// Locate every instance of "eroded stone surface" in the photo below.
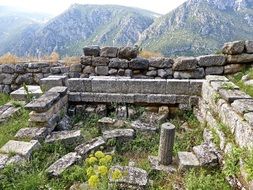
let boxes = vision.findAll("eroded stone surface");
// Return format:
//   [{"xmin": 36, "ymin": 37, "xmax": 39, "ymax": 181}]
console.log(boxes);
[
  {"xmin": 74, "ymin": 137, "xmax": 105, "ymax": 157},
  {"xmin": 231, "ymin": 99, "xmax": 253, "ymax": 114},
  {"xmin": 222, "ymin": 41, "xmax": 245, "ymax": 55},
  {"xmin": 109, "ymin": 165, "xmax": 148, "ymax": 187},
  {"xmin": 219, "ymin": 89, "xmax": 251, "ymax": 103},
  {"xmin": 46, "ymin": 152, "xmax": 81, "ymax": 177},
  {"xmin": 0, "ymin": 140, "xmax": 40, "ymax": 158},
  {"xmin": 193, "ymin": 143, "xmax": 218, "ymax": 166},
  {"xmin": 131, "ymin": 120, "xmax": 157, "ymax": 132},
  {"xmin": 15, "ymin": 127, "xmax": 48, "ymax": 141},
  {"xmin": 10, "ymin": 85, "xmax": 42, "ymax": 101},
  {"xmin": 45, "ymin": 130, "xmax": 83, "ymax": 146},
  {"xmin": 102, "ymin": 129, "xmax": 135, "ymax": 141},
  {"xmin": 173, "ymin": 57, "xmax": 198, "ymax": 71},
  {"xmin": 177, "ymin": 152, "xmax": 200, "ymax": 170}
]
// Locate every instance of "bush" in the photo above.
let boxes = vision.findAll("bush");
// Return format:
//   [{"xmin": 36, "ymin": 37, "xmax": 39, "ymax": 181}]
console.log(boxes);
[{"xmin": 63, "ymin": 56, "xmax": 80, "ymax": 66}]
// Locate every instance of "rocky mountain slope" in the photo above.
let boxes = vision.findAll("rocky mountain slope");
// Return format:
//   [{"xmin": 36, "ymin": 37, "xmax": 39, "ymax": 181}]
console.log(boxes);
[
  {"xmin": 3, "ymin": 4, "xmax": 157, "ymax": 56},
  {"xmin": 139, "ymin": 0, "xmax": 253, "ymax": 56}
]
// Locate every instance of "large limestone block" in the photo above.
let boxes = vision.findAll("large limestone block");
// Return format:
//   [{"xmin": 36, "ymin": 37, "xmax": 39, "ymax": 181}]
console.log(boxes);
[
  {"xmin": 177, "ymin": 152, "xmax": 200, "ymax": 170},
  {"xmin": 102, "ymin": 129, "xmax": 135, "ymax": 141},
  {"xmin": 67, "ymin": 78, "xmax": 92, "ymax": 92},
  {"xmin": 45, "ymin": 130, "xmax": 84, "ymax": 146},
  {"xmin": 234, "ymin": 120, "xmax": 253, "ymax": 148},
  {"xmin": 173, "ymin": 57, "xmax": 198, "ymax": 71},
  {"xmin": 149, "ymin": 57, "xmax": 173, "ymax": 68},
  {"xmin": 15, "ymin": 127, "xmax": 48, "ymax": 141},
  {"xmin": 10, "ymin": 85, "xmax": 42, "ymax": 101},
  {"xmin": 118, "ymin": 47, "xmax": 138, "ymax": 60},
  {"xmin": 0, "ymin": 140, "xmax": 40, "ymax": 158},
  {"xmin": 75, "ymin": 137, "xmax": 105, "ymax": 157},
  {"xmin": 173, "ymin": 68, "xmax": 205, "ymax": 79},
  {"xmin": 227, "ymin": 54, "xmax": 253, "ymax": 63},
  {"xmin": 205, "ymin": 66, "xmax": 224, "ymax": 75},
  {"xmin": 25, "ymin": 92, "xmax": 61, "ymax": 112},
  {"xmin": 83, "ymin": 46, "xmax": 100, "ymax": 57},
  {"xmin": 222, "ymin": 41, "xmax": 245, "ymax": 55},
  {"xmin": 193, "ymin": 143, "xmax": 218, "ymax": 166},
  {"xmin": 95, "ymin": 66, "xmax": 109, "ymax": 75},
  {"xmin": 128, "ymin": 58, "xmax": 149, "ymax": 70},
  {"xmin": 100, "ymin": 46, "xmax": 118, "ymax": 58},
  {"xmin": 198, "ymin": 54, "xmax": 226, "ymax": 66},
  {"xmin": 219, "ymin": 89, "xmax": 251, "ymax": 103},
  {"xmin": 245, "ymin": 40, "xmax": 253, "ymax": 53},
  {"xmin": 231, "ymin": 99, "xmax": 253, "ymax": 114}
]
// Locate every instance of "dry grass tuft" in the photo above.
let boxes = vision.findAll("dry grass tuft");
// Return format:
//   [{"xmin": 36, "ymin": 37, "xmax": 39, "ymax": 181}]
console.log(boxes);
[
  {"xmin": 0, "ymin": 53, "xmax": 18, "ymax": 64},
  {"xmin": 63, "ymin": 56, "xmax": 80, "ymax": 66},
  {"xmin": 139, "ymin": 50, "xmax": 162, "ymax": 59}
]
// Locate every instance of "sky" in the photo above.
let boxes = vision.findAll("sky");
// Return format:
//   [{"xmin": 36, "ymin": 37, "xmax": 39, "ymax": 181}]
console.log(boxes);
[{"xmin": 0, "ymin": 0, "xmax": 187, "ymax": 15}]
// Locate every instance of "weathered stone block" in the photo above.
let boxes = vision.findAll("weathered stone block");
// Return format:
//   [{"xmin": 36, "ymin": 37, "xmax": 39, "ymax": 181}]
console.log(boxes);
[
  {"xmin": 177, "ymin": 152, "xmax": 200, "ymax": 170},
  {"xmin": 109, "ymin": 166, "xmax": 148, "ymax": 188},
  {"xmin": 245, "ymin": 40, "xmax": 253, "ymax": 53},
  {"xmin": 95, "ymin": 66, "xmax": 109, "ymax": 75},
  {"xmin": 222, "ymin": 41, "xmax": 245, "ymax": 55},
  {"xmin": 231, "ymin": 99, "xmax": 253, "ymax": 114},
  {"xmin": 67, "ymin": 78, "xmax": 92, "ymax": 92},
  {"xmin": 47, "ymin": 86, "xmax": 68, "ymax": 97},
  {"xmin": 81, "ymin": 56, "xmax": 92, "ymax": 65},
  {"xmin": 0, "ymin": 140, "xmax": 40, "ymax": 158},
  {"xmin": 227, "ymin": 54, "xmax": 253, "ymax": 64},
  {"xmin": 206, "ymin": 75, "xmax": 229, "ymax": 82},
  {"xmin": 45, "ymin": 130, "xmax": 83, "ymax": 146},
  {"xmin": 15, "ymin": 73, "xmax": 34, "ymax": 85},
  {"xmin": 102, "ymin": 129, "xmax": 135, "ymax": 141},
  {"xmin": 25, "ymin": 92, "xmax": 60, "ymax": 112},
  {"xmin": 70, "ymin": 64, "xmax": 82, "ymax": 72},
  {"xmin": 15, "ymin": 127, "xmax": 48, "ymax": 141},
  {"xmin": 118, "ymin": 47, "xmax": 138, "ymax": 60},
  {"xmin": 0, "ymin": 73, "xmax": 14, "ymax": 85},
  {"xmin": 173, "ymin": 57, "xmax": 198, "ymax": 71},
  {"xmin": 40, "ymin": 76, "xmax": 66, "ymax": 91},
  {"xmin": 46, "ymin": 152, "xmax": 81, "ymax": 177},
  {"xmin": 234, "ymin": 120, "xmax": 253, "ymax": 148},
  {"xmin": 129, "ymin": 58, "xmax": 149, "ymax": 70},
  {"xmin": 149, "ymin": 57, "xmax": 173, "ymax": 68},
  {"xmin": 147, "ymin": 94, "xmax": 177, "ymax": 104},
  {"xmin": 1, "ymin": 64, "xmax": 15, "ymax": 73},
  {"xmin": 10, "ymin": 85, "xmax": 42, "ymax": 101},
  {"xmin": 198, "ymin": 54, "xmax": 226, "ymax": 66},
  {"xmin": 219, "ymin": 89, "xmax": 251, "ymax": 103},
  {"xmin": 193, "ymin": 143, "xmax": 218, "ymax": 166},
  {"xmin": 83, "ymin": 46, "xmax": 100, "ymax": 57},
  {"xmin": 173, "ymin": 68, "xmax": 205, "ymax": 79},
  {"xmin": 205, "ymin": 66, "xmax": 224, "ymax": 75},
  {"xmin": 100, "ymin": 46, "xmax": 118, "ymax": 58},
  {"xmin": 74, "ymin": 137, "xmax": 105, "ymax": 157}
]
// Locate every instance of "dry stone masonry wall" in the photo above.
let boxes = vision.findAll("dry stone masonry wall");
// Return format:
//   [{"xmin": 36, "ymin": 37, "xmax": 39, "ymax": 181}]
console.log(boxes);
[{"xmin": 0, "ymin": 40, "xmax": 253, "ymax": 94}]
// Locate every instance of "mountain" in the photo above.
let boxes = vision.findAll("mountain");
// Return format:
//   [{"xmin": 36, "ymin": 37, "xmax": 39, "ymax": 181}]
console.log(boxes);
[
  {"xmin": 0, "ymin": 6, "xmax": 51, "ymax": 56},
  {"xmin": 4, "ymin": 4, "xmax": 158, "ymax": 57},
  {"xmin": 139, "ymin": 0, "xmax": 253, "ymax": 56}
]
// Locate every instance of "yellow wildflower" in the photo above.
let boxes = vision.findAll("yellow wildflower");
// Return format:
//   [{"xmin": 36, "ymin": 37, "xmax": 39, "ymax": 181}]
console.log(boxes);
[
  {"xmin": 112, "ymin": 169, "xmax": 123, "ymax": 180},
  {"xmin": 88, "ymin": 157, "xmax": 98, "ymax": 165},
  {"xmin": 104, "ymin": 155, "xmax": 112, "ymax": 163},
  {"xmin": 98, "ymin": 165, "xmax": 108, "ymax": 176},
  {"xmin": 86, "ymin": 166, "xmax": 94, "ymax": 177},
  {"xmin": 95, "ymin": 151, "xmax": 105, "ymax": 159},
  {"xmin": 88, "ymin": 175, "xmax": 99, "ymax": 189}
]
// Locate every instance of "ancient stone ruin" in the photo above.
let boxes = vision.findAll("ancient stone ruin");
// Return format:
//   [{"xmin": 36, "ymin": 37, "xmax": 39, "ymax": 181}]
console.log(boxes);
[{"xmin": 0, "ymin": 40, "xmax": 253, "ymax": 189}]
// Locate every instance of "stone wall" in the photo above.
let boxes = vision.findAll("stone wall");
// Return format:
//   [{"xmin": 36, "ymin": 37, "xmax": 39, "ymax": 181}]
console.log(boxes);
[
  {"xmin": 0, "ymin": 40, "xmax": 252, "ymax": 94},
  {"xmin": 0, "ymin": 62, "xmax": 62, "ymax": 93}
]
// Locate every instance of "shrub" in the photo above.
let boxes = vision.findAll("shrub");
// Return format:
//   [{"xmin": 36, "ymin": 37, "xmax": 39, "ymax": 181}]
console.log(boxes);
[
  {"xmin": 50, "ymin": 51, "xmax": 60, "ymax": 63},
  {"xmin": 63, "ymin": 56, "xmax": 80, "ymax": 66}
]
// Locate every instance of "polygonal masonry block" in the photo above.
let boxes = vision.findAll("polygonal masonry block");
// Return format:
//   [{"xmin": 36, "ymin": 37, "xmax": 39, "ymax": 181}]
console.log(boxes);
[
  {"xmin": 222, "ymin": 40, "xmax": 245, "ymax": 55},
  {"xmin": 0, "ymin": 140, "xmax": 40, "ymax": 159},
  {"xmin": 173, "ymin": 57, "xmax": 198, "ymax": 71},
  {"xmin": 100, "ymin": 46, "xmax": 118, "ymax": 58}
]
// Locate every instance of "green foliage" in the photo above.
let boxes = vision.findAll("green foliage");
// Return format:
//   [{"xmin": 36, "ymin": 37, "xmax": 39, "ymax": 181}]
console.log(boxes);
[
  {"xmin": 213, "ymin": 93, "xmax": 221, "ymax": 103},
  {"xmin": 243, "ymin": 149, "xmax": 253, "ymax": 181},
  {"xmin": 210, "ymin": 127, "xmax": 220, "ymax": 147},
  {"xmin": 0, "ymin": 108, "xmax": 29, "ymax": 147},
  {"xmin": 185, "ymin": 168, "xmax": 230, "ymax": 190},
  {"xmin": 221, "ymin": 82, "xmax": 237, "ymax": 90},
  {"xmin": 0, "ymin": 93, "xmax": 11, "ymax": 106},
  {"xmin": 223, "ymin": 146, "xmax": 243, "ymax": 177}
]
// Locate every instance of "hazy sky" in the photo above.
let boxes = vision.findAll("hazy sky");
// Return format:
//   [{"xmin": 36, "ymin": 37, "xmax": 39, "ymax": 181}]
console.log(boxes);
[{"xmin": 0, "ymin": 0, "xmax": 187, "ymax": 15}]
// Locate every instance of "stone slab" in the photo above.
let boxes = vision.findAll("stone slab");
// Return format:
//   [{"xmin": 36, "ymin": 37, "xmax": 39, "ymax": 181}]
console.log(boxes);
[
  {"xmin": 231, "ymin": 99, "xmax": 253, "ymax": 114},
  {"xmin": 10, "ymin": 85, "xmax": 42, "ymax": 101},
  {"xmin": 15, "ymin": 127, "xmax": 48, "ymax": 141},
  {"xmin": 74, "ymin": 137, "xmax": 105, "ymax": 157},
  {"xmin": 46, "ymin": 152, "xmax": 81, "ymax": 177},
  {"xmin": 177, "ymin": 151, "xmax": 200, "ymax": 170},
  {"xmin": 219, "ymin": 89, "xmax": 252, "ymax": 103},
  {"xmin": 25, "ymin": 92, "xmax": 60, "ymax": 112},
  {"xmin": 45, "ymin": 130, "xmax": 83, "ymax": 146},
  {"xmin": 102, "ymin": 129, "xmax": 135, "ymax": 141},
  {"xmin": 197, "ymin": 54, "xmax": 226, "ymax": 66},
  {"xmin": 0, "ymin": 140, "xmax": 40, "ymax": 158},
  {"xmin": 67, "ymin": 78, "xmax": 92, "ymax": 92}
]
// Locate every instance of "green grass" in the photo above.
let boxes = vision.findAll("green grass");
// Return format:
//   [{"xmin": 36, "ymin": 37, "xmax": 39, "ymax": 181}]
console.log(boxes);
[
  {"xmin": 185, "ymin": 168, "xmax": 230, "ymax": 190},
  {"xmin": 0, "ymin": 93, "xmax": 11, "ymax": 106},
  {"xmin": 0, "ymin": 107, "xmax": 29, "ymax": 147}
]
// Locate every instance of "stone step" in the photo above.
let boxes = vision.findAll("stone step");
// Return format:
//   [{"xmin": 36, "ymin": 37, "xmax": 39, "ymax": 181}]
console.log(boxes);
[
  {"xmin": 0, "ymin": 140, "xmax": 40, "ymax": 159},
  {"xmin": 0, "ymin": 104, "xmax": 21, "ymax": 124},
  {"xmin": 40, "ymin": 75, "xmax": 67, "ymax": 91},
  {"xmin": 177, "ymin": 151, "xmax": 200, "ymax": 171}
]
